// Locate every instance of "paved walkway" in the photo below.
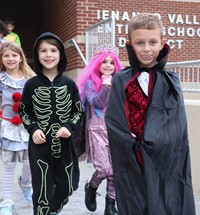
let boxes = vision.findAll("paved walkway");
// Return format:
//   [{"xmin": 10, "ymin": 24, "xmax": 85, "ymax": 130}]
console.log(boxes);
[{"xmin": 0, "ymin": 161, "xmax": 200, "ymax": 215}]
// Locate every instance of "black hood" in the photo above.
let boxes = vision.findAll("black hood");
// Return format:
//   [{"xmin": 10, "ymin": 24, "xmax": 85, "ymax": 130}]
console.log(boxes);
[
  {"xmin": 126, "ymin": 41, "xmax": 170, "ymax": 71},
  {"xmin": 33, "ymin": 32, "xmax": 67, "ymax": 76}
]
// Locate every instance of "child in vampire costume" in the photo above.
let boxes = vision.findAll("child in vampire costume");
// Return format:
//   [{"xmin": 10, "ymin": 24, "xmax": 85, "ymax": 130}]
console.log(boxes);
[{"xmin": 105, "ymin": 13, "xmax": 196, "ymax": 215}]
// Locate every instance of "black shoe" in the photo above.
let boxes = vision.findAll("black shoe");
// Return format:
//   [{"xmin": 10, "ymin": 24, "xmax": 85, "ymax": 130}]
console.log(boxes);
[
  {"xmin": 85, "ymin": 182, "xmax": 97, "ymax": 212},
  {"xmin": 104, "ymin": 197, "xmax": 118, "ymax": 215}
]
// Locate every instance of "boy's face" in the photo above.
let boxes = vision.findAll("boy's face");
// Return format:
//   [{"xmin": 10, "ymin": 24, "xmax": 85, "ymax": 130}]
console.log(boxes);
[
  {"xmin": 130, "ymin": 28, "xmax": 165, "ymax": 68},
  {"xmin": 6, "ymin": 24, "xmax": 15, "ymax": 33},
  {"xmin": 38, "ymin": 41, "xmax": 60, "ymax": 72}
]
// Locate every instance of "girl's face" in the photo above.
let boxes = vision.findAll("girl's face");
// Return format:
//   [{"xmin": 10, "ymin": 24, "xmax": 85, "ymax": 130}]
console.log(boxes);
[
  {"xmin": 38, "ymin": 41, "xmax": 60, "ymax": 72},
  {"xmin": 2, "ymin": 48, "xmax": 22, "ymax": 71},
  {"xmin": 130, "ymin": 28, "xmax": 165, "ymax": 68},
  {"xmin": 100, "ymin": 55, "xmax": 115, "ymax": 75}
]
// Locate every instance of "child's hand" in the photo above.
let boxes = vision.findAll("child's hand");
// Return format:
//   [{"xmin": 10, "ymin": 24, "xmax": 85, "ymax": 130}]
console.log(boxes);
[
  {"xmin": 32, "ymin": 129, "xmax": 46, "ymax": 144},
  {"xmin": 102, "ymin": 74, "xmax": 112, "ymax": 86},
  {"xmin": 56, "ymin": 127, "xmax": 71, "ymax": 139}
]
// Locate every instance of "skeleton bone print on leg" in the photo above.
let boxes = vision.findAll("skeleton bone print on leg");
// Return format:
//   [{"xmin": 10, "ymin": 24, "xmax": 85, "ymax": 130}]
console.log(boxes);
[
  {"xmin": 37, "ymin": 159, "xmax": 49, "ymax": 214},
  {"xmin": 36, "ymin": 160, "xmax": 74, "ymax": 214}
]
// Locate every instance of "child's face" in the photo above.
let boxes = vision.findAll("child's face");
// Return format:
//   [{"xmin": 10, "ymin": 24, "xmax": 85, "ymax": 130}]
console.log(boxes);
[
  {"xmin": 6, "ymin": 24, "xmax": 14, "ymax": 33},
  {"xmin": 130, "ymin": 28, "xmax": 165, "ymax": 68},
  {"xmin": 38, "ymin": 41, "xmax": 60, "ymax": 71},
  {"xmin": 2, "ymin": 49, "xmax": 22, "ymax": 71},
  {"xmin": 100, "ymin": 55, "xmax": 115, "ymax": 75}
]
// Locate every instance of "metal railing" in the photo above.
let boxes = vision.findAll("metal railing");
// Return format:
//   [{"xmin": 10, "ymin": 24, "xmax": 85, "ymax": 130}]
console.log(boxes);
[
  {"xmin": 165, "ymin": 60, "xmax": 200, "ymax": 92},
  {"xmin": 85, "ymin": 17, "xmax": 115, "ymax": 62},
  {"xmin": 70, "ymin": 39, "xmax": 87, "ymax": 66}
]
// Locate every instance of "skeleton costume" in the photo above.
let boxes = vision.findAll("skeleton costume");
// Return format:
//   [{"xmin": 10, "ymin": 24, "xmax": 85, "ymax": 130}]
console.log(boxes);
[
  {"xmin": 105, "ymin": 43, "xmax": 196, "ymax": 215},
  {"xmin": 19, "ymin": 32, "xmax": 83, "ymax": 215}
]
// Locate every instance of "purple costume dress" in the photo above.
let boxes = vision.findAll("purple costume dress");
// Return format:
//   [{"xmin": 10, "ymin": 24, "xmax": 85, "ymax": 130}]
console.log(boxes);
[{"xmin": 82, "ymin": 79, "xmax": 115, "ymax": 199}]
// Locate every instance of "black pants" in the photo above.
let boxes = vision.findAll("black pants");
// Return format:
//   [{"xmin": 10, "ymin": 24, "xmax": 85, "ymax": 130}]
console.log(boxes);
[{"xmin": 29, "ymin": 138, "xmax": 79, "ymax": 215}]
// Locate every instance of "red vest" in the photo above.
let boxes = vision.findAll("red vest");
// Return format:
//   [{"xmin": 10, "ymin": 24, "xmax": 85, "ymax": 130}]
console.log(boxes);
[{"xmin": 126, "ymin": 72, "xmax": 153, "ymax": 165}]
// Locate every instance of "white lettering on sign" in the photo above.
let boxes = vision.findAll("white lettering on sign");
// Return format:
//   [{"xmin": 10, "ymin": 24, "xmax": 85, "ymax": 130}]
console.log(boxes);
[
  {"xmin": 102, "ymin": 10, "xmax": 109, "ymax": 19},
  {"xmin": 122, "ymin": 11, "xmax": 130, "ymax": 21},
  {"xmin": 167, "ymin": 39, "xmax": 184, "ymax": 49},
  {"xmin": 167, "ymin": 27, "xmax": 200, "ymax": 38},
  {"xmin": 96, "ymin": 10, "xmax": 200, "ymax": 49},
  {"xmin": 168, "ymin": 14, "xmax": 200, "ymax": 25},
  {"xmin": 197, "ymin": 29, "xmax": 200, "ymax": 37},
  {"xmin": 116, "ymin": 24, "xmax": 123, "ymax": 34},
  {"xmin": 168, "ymin": 27, "xmax": 176, "ymax": 36},
  {"xmin": 111, "ymin": 11, "xmax": 120, "ymax": 21},
  {"xmin": 177, "ymin": 28, "xmax": 185, "ymax": 36},
  {"xmin": 119, "ymin": 38, "xmax": 126, "ymax": 47}
]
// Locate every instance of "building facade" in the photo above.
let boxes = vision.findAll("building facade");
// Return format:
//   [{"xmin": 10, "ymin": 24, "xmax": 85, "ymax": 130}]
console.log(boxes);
[
  {"xmin": 1, "ymin": 0, "xmax": 200, "ymax": 193},
  {"xmin": 1, "ymin": 0, "xmax": 200, "ymax": 77}
]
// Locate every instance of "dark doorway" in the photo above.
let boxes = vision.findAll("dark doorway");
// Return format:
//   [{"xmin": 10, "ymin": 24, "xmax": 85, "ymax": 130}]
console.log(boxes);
[{"xmin": 0, "ymin": 0, "xmax": 43, "ymax": 58}]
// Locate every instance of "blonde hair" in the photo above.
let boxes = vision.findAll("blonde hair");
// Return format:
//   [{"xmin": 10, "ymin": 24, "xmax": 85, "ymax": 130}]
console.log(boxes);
[
  {"xmin": 0, "ymin": 41, "xmax": 35, "ymax": 78},
  {"xmin": 128, "ymin": 13, "xmax": 164, "ymax": 43}
]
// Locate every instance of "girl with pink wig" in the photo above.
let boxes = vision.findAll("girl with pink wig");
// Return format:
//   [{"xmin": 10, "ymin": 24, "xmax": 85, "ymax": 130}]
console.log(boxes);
[{"xmin": 77, "ymin": 45, "xmax": 123, "ymax": 215}]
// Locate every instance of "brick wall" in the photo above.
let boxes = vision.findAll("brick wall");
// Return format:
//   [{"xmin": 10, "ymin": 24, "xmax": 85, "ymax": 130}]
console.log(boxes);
[
  {"xmin": 1, "ymin": 0, "xmax": 200, "ymax": 72},
  {"xmin": 76, "ymin": 0, "xmax": 200, "ymax": 63},
  {"xmin": 57, "ymin": 0, "xmax": 200, "ymax": 71}
]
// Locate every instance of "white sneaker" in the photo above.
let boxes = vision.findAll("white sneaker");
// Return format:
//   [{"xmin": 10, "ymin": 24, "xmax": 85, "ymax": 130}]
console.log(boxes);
[
  {"xmin": 0, "ymin": 198, "xmax": 14, "ymax": 215},
  {"xmin": 18, "ymin": 176, "xmax": 33, "ymax": 204}
]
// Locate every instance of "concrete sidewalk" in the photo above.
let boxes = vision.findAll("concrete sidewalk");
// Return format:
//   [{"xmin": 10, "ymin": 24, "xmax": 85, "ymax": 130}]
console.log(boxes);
[
  {"xmin": 1, "ymin": 161, "xmax": 107, "ymax": 215},
  {"xmin": 1, "ymin": 161, "xmax": 200, "ymax": 215}
]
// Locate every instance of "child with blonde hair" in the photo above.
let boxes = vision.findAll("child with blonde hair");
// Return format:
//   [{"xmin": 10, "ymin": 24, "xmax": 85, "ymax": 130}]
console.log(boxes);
[{"xmin": 0, "ymin": 41, "xmax": 35, "ymax": 215}]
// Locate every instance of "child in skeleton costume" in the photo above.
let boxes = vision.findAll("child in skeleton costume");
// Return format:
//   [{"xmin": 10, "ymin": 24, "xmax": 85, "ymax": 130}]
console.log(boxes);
[
  {"xmin": 0, "ymin": 41, "xmax": 35, "ymax": 215},
  {"xmin": 77, "ymin": 45, "xmax": 123, "ymax": 215},
  {"xmin": 105, "ymin": 13, "xmax": 196, "ymax": 215},
  {"xmin": 19, "ymin": 32, "xmax": 84, "ymax": 215}
]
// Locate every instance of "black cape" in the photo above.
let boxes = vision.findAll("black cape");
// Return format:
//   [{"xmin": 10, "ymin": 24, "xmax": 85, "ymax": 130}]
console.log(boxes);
[{"xmin": 105, "ymin": 43, "xmax": 196, "ymax": 215}]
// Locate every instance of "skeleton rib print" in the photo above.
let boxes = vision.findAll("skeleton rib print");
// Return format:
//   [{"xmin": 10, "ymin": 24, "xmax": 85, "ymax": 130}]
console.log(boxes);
[
  {"xmin": 33, "ymin": 86, "xmax": 71, "ymax": 131},
  {"xmin": 32, "ymin": 85, "xmax": 73, "ymax": 158}
]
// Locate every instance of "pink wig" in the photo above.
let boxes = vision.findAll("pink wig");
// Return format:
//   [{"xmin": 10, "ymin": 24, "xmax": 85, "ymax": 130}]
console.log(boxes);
[{"xmin": 77, "ymin": 51, "xmax": 123, "ymax": 97}]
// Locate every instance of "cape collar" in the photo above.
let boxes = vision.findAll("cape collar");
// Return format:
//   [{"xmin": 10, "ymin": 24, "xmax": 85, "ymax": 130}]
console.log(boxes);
[{"xmin": 126, "ymin": 41, "xmax": 170, "ymax": 71}]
